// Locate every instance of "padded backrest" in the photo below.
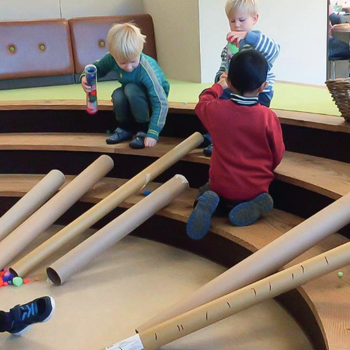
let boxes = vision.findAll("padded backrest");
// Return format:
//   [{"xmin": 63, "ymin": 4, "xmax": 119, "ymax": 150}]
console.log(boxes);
[
  {"xmin": 69, "ymin": 14, "xmax": 157, "ymax": 74},
  {"xmin": 0, "ymin": 19, "xmax": 74, "ymax": 80}
]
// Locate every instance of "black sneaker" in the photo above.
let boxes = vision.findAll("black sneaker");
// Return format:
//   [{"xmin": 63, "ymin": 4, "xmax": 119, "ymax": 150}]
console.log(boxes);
[
  {"xmin": 200, "ymin": 133, "xmax": 212, "ymax": 148},
  {"xmin": 229, "ymin": 193, "xmax": 274, "ymax": 227},
  {"xmin": 106, "ymin": 127, "xmax": 132, "ymax": 145},
  {"xmin": 187, "ymin": 191, "xmax": 219, "ymax": 240},
  {"xmin": 9, "ymin": 296, "xmax": 55, "ymax": 335},
  {"xmin": 129, "ymin": 131, "xmax": 146, "ymax": 149},
  {"xmin": 203, "ymin": 144, "xmax": 213, "ymax": 157}
]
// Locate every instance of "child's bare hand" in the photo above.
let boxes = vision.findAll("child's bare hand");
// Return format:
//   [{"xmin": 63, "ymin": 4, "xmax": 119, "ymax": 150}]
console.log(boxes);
[
  {"xmin": 227, "ymin": 31, "xmax": 247, "ymax": 44},
  {"xmin": 218, "ymin": 76, "xmax": 229, "ymax": 90},
  {"xmin": 220, "ymin": 72, "xmax": 228, "ymax": 80},
  {"xmin": 144, "ymin": 137, "xmax": 157, "ymax": 148},
  {"xmin": 81, "ymin": 76, "xmax": 91, "ymax": 93}
]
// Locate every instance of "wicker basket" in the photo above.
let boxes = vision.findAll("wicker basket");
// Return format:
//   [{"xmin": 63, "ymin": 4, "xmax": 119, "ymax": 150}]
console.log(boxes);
[{"xmin": 326, "ymin": 78, "xmax": 350, "ymax": 121}]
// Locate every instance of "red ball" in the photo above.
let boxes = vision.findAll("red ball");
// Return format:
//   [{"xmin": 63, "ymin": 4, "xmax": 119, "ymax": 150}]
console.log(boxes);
[{"xmin": 0, "ymin": 277, "xmax": 3, "ymax": 287}]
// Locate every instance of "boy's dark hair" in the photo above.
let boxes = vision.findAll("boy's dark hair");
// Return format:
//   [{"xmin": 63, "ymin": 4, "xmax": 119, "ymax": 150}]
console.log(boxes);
[{"xmin": 228, "ymin": 49, "xmax": 268, "ymax": 94}]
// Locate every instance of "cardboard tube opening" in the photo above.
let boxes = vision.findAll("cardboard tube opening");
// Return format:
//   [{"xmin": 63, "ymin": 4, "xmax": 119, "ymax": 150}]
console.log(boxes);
[
  {"xmin": 9, "ymin": 267, "xmax": 19, "ymax": 277},
  {"xmin": 46, "ymin": 267, "xmax": 62, "ymax": 285}
]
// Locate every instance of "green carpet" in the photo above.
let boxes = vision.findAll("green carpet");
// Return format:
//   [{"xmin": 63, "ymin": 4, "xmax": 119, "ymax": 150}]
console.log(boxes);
[{"xmin": 0, "ymin": 79, "xmax": 340, "ymax": 116}]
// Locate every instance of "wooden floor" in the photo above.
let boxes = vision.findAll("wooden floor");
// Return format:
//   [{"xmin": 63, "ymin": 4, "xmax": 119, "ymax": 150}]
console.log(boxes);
[
  {"xmin": 0, "ymin": 175, "xmax": 349, "ymax": 350},
  {"xmin": 0, "ymin": 227, "xmax": 314, "ymax": 350}
]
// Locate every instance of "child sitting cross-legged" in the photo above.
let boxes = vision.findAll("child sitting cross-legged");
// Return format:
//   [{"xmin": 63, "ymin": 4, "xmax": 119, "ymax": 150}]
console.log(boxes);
[
  {"xmin": 187, "ymin": 50, "xmax": 285, "ymax": 240},
  {"xmin": 81, "ymin": 23, "xmax": 170, "ymax": 149}
]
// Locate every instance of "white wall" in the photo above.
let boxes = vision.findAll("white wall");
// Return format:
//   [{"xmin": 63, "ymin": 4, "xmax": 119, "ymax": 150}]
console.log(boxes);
[
  {"xmin": 0, "ymin": 0, "xmax": 144, "ymax": 21},
  {"xmin": 60, "ymin": 0, "xmax": 144, "ymax": 19},
  {"xmin": 198, "ymin": 0, "xmax": 227, "ymax": 83},
  {"xmin": 143, "ymin": 0, "xmax": 201, "ymax": 82},
  {"xmin": 0, "ymin": 0, "xmax": 60, "ymax": 20},
  {"xmin": 255, "ymin": 0, "xmax": 328, "ymax": 85}
]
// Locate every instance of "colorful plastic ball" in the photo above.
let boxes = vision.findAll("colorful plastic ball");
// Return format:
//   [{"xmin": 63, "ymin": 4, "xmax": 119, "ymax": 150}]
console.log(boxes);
[
  {"xmin": 8, "ymin": 280, "xmax": 12, "ymax": 285},
  {"xmin": 23, "ymin": 278, "xmax": 30, "ymax": 284},
  {"xmin": 4, "ymin": 282, "xmax": 8, "ymax": 286},
  {"xmin": 143, "ymin": 190, "xmax": 151, "ymax": 196},
  {"xmin": 35, "ymin": 277, "xmax": 40, "ymax": 281},
  {"xmin": 338, "ymin": 271, "xmax": 344, "ymax": 278},
  {"xmin": 0, "ymin": 277, "xmax": 3, "ymax": 287},
  {"xmin": 12, "ymin": 277, "xmax": 23, "ymax": 287},
  {"xmin": 106, "ymin": 130, "xmax": 111, "ymax": 134}
]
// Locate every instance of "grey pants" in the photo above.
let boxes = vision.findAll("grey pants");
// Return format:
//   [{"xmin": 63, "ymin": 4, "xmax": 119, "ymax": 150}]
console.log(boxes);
[{"xmin": 111, "ymin": 83, "xmax": 151, "ymax": 132}]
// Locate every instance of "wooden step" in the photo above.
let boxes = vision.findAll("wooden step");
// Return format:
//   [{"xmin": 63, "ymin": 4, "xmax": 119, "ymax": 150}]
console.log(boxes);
[
  {"xmin": 1, "ymin": 99, "xmax": 349, "ymax": 134},
  {"xmin": 0, "ymin": 133, "xmax": 350, "ymax": 200},
  {"xmin": 0, "ymin": 174, "xmax": 349, "ymax": 350}
]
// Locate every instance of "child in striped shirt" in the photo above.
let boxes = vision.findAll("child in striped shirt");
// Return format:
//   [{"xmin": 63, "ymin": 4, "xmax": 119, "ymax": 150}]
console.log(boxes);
[{"xmin": 203, "ymin": 0, "xmax": 280, "ymax": 156}]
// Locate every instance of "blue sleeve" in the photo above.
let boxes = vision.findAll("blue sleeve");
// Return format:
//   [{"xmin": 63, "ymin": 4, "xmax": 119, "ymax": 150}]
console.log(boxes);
[{"xmin": 245, "ymin": 31, "xmax": 280, "ymax": 67}]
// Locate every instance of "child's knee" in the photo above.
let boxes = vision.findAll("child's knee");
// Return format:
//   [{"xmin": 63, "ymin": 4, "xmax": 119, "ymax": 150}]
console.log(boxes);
[
  {"xmin": 124, "ymin": 83, "xmax": 144, "ymax": 98},
  {"xmin": 111, "ymin": 88, "xmax": 126, "ymax": 105}
]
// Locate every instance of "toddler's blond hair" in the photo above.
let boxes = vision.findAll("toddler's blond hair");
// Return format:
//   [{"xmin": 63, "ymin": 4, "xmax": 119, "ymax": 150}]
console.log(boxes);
[
  {"xmin": 107, "ymin": 23, "xmax": 146, "ymax": 62},
  {"xmin": 225, "ymin": 0, "xmax": 258, "ymax": 17}
]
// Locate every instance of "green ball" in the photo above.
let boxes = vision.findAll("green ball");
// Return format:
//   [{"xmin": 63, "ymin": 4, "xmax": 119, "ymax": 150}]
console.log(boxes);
[
  {"xmin": 13, "ymin": 276, "xmax": 23, "ymax": 287},
  {"xmin": 99, "ymin": 41, "xmax": 105, "ymax": 47},
  {"xmin": 9, "ymin": 46, "xmax": 15, "ymax": 52},
  {"xmin": 39, "ymin": 45, "xmax": 45, "ymax": 51},
  {"xmin": 106, "ymin": 130, "xmax": 111, "ymax": 134},
  {"xmin": 338, "ymin": 271, "xmax": 344, "ymax": 278}
]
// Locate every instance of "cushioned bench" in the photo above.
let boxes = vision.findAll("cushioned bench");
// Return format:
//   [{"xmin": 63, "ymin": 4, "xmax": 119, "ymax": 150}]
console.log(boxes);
[{"xmin": 0, "ymin": 19, "xmax": 74, "ymax": 90}]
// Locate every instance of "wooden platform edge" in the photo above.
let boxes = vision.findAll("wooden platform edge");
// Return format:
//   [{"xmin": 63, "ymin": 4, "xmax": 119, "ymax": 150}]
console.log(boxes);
[{"xmin": 0, "ymin": 100, "xmax": 349, "ymax": 134}]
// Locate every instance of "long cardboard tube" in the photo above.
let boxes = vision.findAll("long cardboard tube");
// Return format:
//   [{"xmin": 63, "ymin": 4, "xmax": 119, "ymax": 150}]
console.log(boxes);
[
  {"xmin": 11, "ymin": 133, "xmax": 203, "ymax": 277},
  {"xmin": 47, "ymin": 174, "xmax": 189, "ymax": 285},
  {"xmin": 0, "ymin": 170, "xmax": 65, "ymax": 242},
  {"xmin": 105, "ymin": 240, "xmax": 350, "ymax": 350},
  {"xmin": 0, "ymin": 155, "xmax": 114, "ymax": 270},
  {"xmin": 137, "ymin": 190, "xmax": 350, "ymax": 332}
]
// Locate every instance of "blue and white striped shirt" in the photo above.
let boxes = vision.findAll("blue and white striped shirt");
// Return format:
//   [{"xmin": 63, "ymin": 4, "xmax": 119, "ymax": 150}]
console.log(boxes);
[{"xmin": 215, "ymin": 30, "xmax": 280, "ymax": 100}]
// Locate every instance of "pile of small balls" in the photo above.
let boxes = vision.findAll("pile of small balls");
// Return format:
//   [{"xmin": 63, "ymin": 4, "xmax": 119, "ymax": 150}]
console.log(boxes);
[{"xmin": 0, "ymin": 269, "xmax": 33, "ymax": 287}]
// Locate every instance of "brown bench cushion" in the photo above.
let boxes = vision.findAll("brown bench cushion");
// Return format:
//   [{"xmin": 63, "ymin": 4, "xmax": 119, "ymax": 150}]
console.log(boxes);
[
  {"xmin": 0, "ymin": 19, "xmax": 74, "ymax": 80},
  {"xmin": 69, "ymin": 14, "xmax": 157, "ymax": 76}
]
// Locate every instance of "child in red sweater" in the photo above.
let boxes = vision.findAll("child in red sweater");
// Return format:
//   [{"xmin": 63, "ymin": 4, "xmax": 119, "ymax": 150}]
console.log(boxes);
[{"xmin": 187, "ymin": 50, "xmax": 285, "ymax": 239}]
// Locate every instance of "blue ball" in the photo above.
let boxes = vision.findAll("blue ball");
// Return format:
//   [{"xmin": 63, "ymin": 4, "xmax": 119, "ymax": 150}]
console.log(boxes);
[{"xmin": 143, "ymin": 190, "xmax": 151, "ymax": 196}]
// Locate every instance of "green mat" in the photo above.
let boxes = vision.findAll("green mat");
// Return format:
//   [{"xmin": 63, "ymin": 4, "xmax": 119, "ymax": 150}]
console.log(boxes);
[{"xmin": 0, "ymin": 79, "xmax": 340, "ymax": 116}]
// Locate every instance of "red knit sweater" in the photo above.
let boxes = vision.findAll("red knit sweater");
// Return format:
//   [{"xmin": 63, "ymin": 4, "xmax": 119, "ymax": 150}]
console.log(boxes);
[{"xmin": 195, "ymin": 84, "xmax": 285, "ymax": 201}]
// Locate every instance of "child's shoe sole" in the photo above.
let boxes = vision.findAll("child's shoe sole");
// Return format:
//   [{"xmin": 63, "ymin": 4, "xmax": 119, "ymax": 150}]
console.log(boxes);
[
  {"xmin": 187, "ymin": 191, "xmax": 219, "ymax": 240},
  {"xmin": 229, "ymin": 193, "xmax": 273, "ymax": 227}
]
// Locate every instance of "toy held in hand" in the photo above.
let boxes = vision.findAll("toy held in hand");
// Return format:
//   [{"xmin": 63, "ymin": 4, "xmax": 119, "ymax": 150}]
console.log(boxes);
[
  {"xmin": 85, "ymin": 64, "xmax": 98, "ymax": 115},
  {"xmin": 226, "ymin": 39, "xmax": 239, "ymax": 70}
]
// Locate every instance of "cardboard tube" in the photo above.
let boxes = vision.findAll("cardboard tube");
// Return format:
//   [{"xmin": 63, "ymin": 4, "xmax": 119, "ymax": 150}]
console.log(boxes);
[
  {"xmin": 137, "ymin": 189, "xmax": 350, "ymax": 332},
  {"xmin": 0, "ymin": 155, "xmax": 114, "ymax": 270},
  {"xmin": 47, "ymin": 174, "xmax": 189, "ymax": 285},
  {"xmin": 11, "ymin": 132, "xmax": 203, "ymax": 277},
  {"xmin": 0, "ymin": 170, "xmax": 65, "ymax": 242},
  {"xmin": 105, "ymin": 241, "xmax": 350, "ymax": 350}
]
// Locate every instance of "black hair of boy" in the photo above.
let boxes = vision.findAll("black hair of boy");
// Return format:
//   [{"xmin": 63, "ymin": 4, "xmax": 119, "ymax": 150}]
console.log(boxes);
[{"xmin": 228, "ymin": 49, "xmax": 268, "ymax": 95}]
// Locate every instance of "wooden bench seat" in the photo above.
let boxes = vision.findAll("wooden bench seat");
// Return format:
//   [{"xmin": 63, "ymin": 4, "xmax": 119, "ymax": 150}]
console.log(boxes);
[
  {"xmin": 0, "ymin": 174, "xmax": 349, "ymax": 350},
  {"xmin": 1, "ymin": 133, "xmax": 350, "ymax": 200}
]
